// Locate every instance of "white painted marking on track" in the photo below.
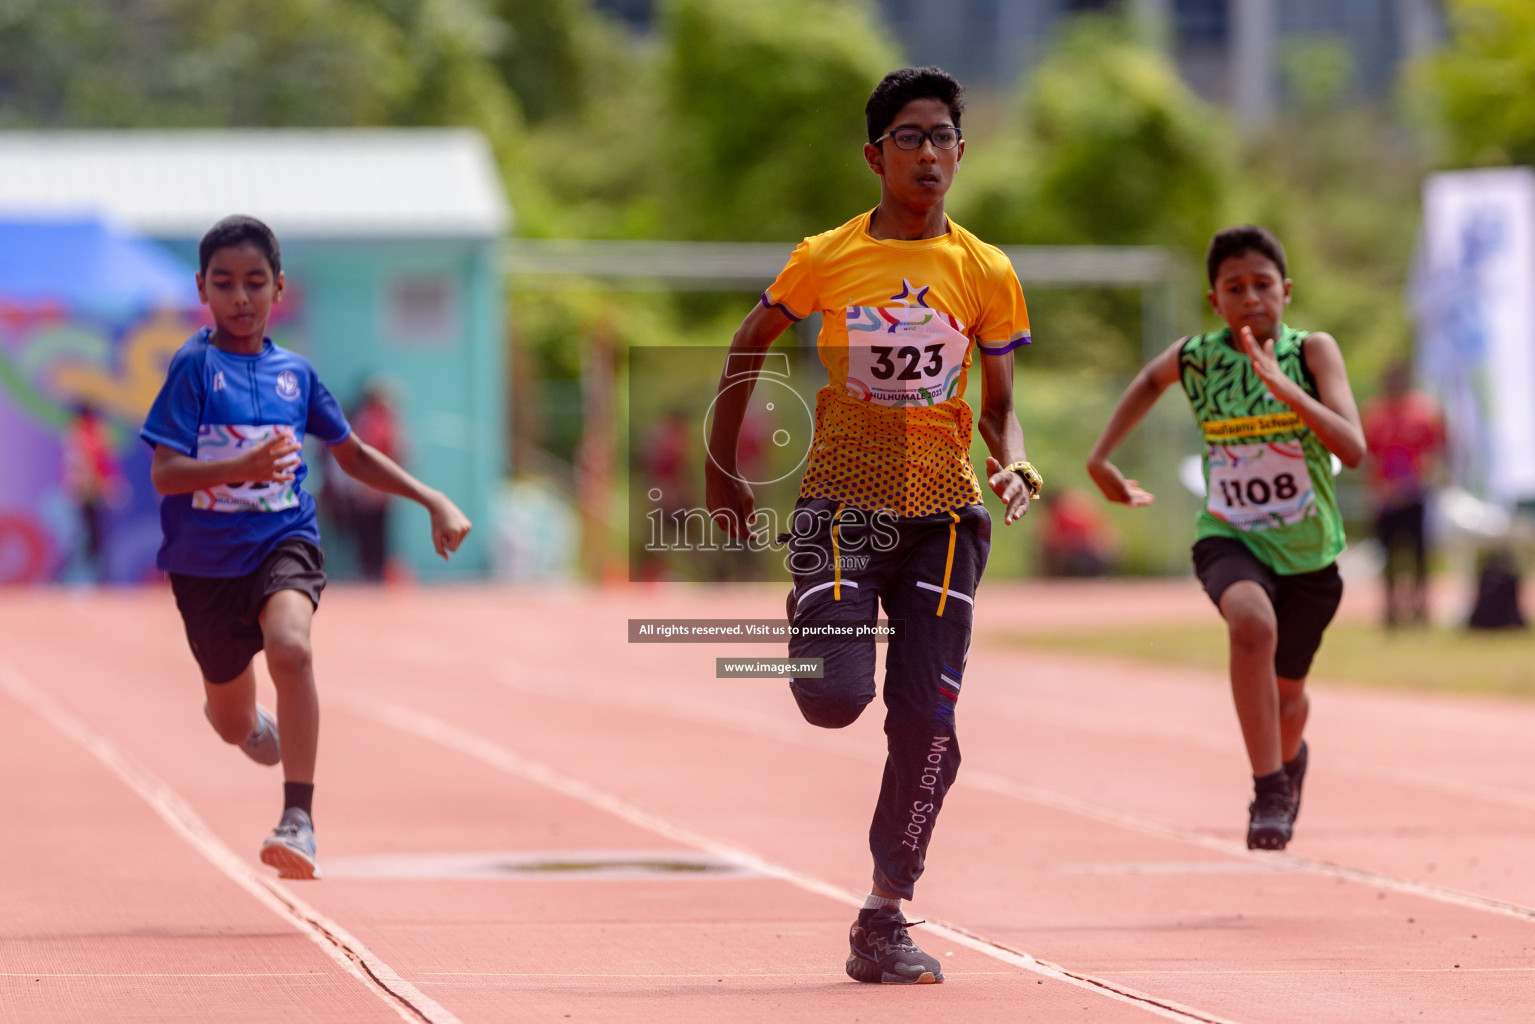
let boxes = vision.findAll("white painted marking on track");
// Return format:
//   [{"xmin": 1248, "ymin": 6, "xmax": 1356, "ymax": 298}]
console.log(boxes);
[
  {"xmin": 0, "ymin": 665, "xmax": 463, "ymax": 1024},
  {"xmin": 0, "ymin": 972, "xmax": 326, "ymax": 978},
  {"xmin": 1372, "ymin": 764, "xmax": 1535, "ymax": 815},
  {"xmin": 961, "ymin": 768, "xmax": 1535, "ymax": 925},
  {"xmin": 483, "ymin": 660, "xmax": 1535, "ymax": 928},
  {"xmin": 420, "ymin": 976, "xmax": 1019, "ymax": 982},
  {"xmin": 1101, "ymin": 967, "xmax": 1535, "ymax": 976},
  {"xmin": 989, "ymin": 649, "xmax": 1535, "ymax": 817},
  {"xmin": 330, "ymin": 687, "xmax": 1247, "ymax": 1024},
  {"xmin": 1056, "ymin": 861, "xmax": 1292, "ymax": 875}
]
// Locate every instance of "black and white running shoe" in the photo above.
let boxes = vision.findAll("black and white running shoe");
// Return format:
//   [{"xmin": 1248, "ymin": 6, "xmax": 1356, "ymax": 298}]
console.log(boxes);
[{"xmin": 846, "ymin": 907, "xmax": 944, "ymax": 984}]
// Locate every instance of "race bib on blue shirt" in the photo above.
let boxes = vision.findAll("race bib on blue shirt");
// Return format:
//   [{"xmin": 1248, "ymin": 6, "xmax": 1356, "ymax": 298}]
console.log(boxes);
[{"xmin": 192, "ymin": 424, "xmax": 301, "ymax": 513}]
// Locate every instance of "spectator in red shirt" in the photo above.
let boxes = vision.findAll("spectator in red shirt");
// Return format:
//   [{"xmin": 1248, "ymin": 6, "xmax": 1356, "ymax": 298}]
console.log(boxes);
[
  {"xmin": 62, "ymin": 403, "xmax": 124, "ymax": 581},
  {"xmin": 345, "ymin": 383, "xmax": 406, "ymax": 581},
  {"xmin": 1361, "ymin": 363, "xmax": 1445, "ymax": 626},
  {"xmin": 1038, "ymin": 487, "xmax": 1119, "ymax": 578}
]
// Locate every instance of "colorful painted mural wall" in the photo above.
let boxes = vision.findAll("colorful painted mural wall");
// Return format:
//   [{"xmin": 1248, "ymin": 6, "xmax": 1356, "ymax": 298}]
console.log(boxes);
[
  {"xmin": 0, "ymin": 304, "xmax": 205, "ymax": 582},
  {"xmin": 0, "ymin": 217, "xmax": 223, "ymax": 584}
]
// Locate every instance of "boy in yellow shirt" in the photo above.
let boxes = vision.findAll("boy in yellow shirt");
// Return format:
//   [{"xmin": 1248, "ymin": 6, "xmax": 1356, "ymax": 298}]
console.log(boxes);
[{"xmin": 706, "ymin": 66, "xmax": 1038, "ymax": 984}]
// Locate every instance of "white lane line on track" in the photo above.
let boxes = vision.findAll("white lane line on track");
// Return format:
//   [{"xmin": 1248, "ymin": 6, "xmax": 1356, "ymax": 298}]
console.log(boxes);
[
  {"xmin": 419, "ymin": 971, "xmax": 1018, "ymax": 978},
  {"xmin": 0, "ymin": 666, "xmax": 463, "ymax": 1024},
  {"xmin": 0, "ymin": 972, "xmax": 327, "ymax": 978},
  {"xmin": 1100, "ymin": 967, "xmax": 1535, "ymax": 976},
  {"xmin": 759, "ymin": 653, "xmax": 1535, "ymax": 820},
  {"xmin": 484, "ymin": 664, "xmax": 1535, "ymax": 927},
  {"xmin": 1370, "ymin": 765, "xmax": 1535, "ymax": 816},
  {"xmin": 979, "ymin": 648, "xmax": 1535, "ymax": 817},
  {"xmin": 964, "ymin": 770, "xmax": 1535, "ymax": 925},
  {"xmin": 331, "ymin": 687, "xmax": 1246, "ymax": 1024}
]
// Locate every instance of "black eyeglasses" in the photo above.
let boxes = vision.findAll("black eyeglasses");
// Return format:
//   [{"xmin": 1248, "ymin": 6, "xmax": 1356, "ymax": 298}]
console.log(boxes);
[{"xmin": 874, "ymin": 126, "xmax": 962, "ymax": 151}]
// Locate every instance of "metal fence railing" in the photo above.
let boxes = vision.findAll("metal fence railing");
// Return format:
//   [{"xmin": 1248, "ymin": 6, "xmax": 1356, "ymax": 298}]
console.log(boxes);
[{"xmin": 504, "ymin": 238, "xmax": 1190, "ymax": 359}]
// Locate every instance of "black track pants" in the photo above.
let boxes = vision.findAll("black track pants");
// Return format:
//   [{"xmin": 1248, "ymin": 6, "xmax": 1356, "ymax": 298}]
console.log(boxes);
[{"xmin": 784, "ymin": 498, "xmax": 991, "ymax": 899}]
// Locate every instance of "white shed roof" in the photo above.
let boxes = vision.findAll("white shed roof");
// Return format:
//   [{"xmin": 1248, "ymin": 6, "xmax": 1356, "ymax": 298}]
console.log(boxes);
[{"xmin": 0, "ymin": 129, "xmax": 510, "ymax": 239}]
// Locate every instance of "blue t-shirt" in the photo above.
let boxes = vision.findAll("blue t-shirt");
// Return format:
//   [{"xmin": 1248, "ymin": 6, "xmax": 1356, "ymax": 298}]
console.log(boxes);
[{"xmin": 140, "ymin": 329, "xmax": 352, "ymax": 577}]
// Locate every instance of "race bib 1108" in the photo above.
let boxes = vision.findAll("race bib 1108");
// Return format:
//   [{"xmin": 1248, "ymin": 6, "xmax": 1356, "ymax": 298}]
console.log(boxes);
[
  {"xmin": 192, "ymin": 424, "xmax": 301, "ymax": 513},
  {"xmin": 1206, "ymin": 441, "xmax": 1316, "ymax": 531}
]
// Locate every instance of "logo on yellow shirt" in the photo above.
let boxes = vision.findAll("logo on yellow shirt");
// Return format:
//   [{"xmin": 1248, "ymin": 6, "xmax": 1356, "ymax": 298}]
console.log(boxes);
[{"xmin": 891, "ymin": 279, "xmax": 930, "ymax": 308}]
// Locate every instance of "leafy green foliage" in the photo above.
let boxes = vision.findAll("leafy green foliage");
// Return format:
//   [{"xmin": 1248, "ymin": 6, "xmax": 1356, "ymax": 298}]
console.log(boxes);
[
  {"xmin": 490, "ymin": 0, "xmax": 587, "ymax": 124},
  {"xmin": 0, "ymin": 0, "xmax": 410, "ymax": 127},
  {"xmin": 1234, "ymin": 37, "xmax": 1424, "ymax": 392},
  {"xmin": 952, "ymin": 16, "xmax": 1233, "ymax": 373},
  {"xmin": 957, "ymin": 16, "xmax": 1230, "ymax": 256},
  {"xmin": 659, "ymin": 0, "xmax": 898, "ymax": 241},
  {"xmin": 511, "ymin": 14, "xmax": 665, "ymax": 239},
  {"xmin": 0, "ymin": 0, "xmax": 521, "ymax": 132},
  {"xmin": 1422, "ymin": 0, "xmax": 1535, "ymax": 167}
]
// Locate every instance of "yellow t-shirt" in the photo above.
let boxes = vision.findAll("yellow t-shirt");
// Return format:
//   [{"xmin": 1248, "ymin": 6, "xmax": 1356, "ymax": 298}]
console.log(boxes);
[{"xmin": 764, "ymin": 210, "xmax": 1031, "ymax": 517}]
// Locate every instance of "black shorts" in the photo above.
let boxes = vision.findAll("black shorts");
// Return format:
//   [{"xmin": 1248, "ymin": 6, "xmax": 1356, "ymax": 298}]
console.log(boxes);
[
  {"xmin": 169, "ymin": 538, "xmax": 326, "ymax": 684},
  {"xmin": 1192, "ymin": 536, "xmax": 1343, "ymax": 680}
]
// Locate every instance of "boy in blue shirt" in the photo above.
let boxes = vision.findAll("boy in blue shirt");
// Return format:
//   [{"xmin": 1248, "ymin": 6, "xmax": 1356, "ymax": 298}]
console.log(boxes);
[{"xmin": 142, "ymin": 215, "xmax": 472, "ymax": 879}]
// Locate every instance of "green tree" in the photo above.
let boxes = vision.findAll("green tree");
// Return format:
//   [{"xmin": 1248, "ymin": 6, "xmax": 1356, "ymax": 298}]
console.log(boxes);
[
  {"xmin": 1420, "ymin": 0, "xmax": 1535, "ymax": 166},
  {"xmin": 0, "ymin": 0, "xmax": 520, "ymax": 140},
  {"xmin": 490, "ymin": 0, "xmax": 587, "ymax": 124},
  {"xmin": 660, "ymin": 0, "xmax": 899, "ymax": 242},
  {"xmin": 958, "ymin": 15, "xmax": 1230, "ymax": 256},
  {"xmin": 951, "ymin": 16, "xmax": 1235, "ymax": 373},
  {"xmin": 510, "ymin": 6, "xmax": 666, "ymax": 239},
  {"xmin": 0, "ymin": 0, "xmax": 402, "ymax": 126},
  {"xmin": 362, "ymin": 0, "xmax": 520, "ymax": 135},
  {"xmin": 1234, "ymin": 37, "xmax": 1424, "ymax": 392}
]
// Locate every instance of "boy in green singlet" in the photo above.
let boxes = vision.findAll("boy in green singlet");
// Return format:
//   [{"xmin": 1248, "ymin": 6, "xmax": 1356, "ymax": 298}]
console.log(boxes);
[{"xmin": 1086, "ymin": 225, "xmax": 1365, "ymax": 850}]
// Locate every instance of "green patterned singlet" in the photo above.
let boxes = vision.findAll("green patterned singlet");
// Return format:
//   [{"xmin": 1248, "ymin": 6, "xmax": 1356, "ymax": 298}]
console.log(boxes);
[{"xmin": 1178, "ymin": 325, "xmax": 1345, "ymax": 575}]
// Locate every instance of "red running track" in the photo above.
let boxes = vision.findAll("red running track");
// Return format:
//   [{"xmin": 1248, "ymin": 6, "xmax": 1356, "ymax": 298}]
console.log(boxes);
[{"xmin": 2, "ymin": 580, "xmax": 1533, "ymax": 1023}]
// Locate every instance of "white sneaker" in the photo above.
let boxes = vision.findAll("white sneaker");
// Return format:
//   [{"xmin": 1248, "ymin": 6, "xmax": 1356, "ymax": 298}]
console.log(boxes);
[{"xmin": 260, "ymin": 807, "xmax": 320, "ymax": 880}]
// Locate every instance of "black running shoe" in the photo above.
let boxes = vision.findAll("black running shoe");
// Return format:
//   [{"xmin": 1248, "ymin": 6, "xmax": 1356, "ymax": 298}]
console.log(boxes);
[
  {"xmin": 1284, "ymin": 740, "xmax": 1309, "ymax": 827},
  {"xmin": 1247, "ymin": 785, "xmax": 1296, "ymax": 851},
  {"xmin": 846, "ymin": 907, "xmax": 944, "ymax": 984}
]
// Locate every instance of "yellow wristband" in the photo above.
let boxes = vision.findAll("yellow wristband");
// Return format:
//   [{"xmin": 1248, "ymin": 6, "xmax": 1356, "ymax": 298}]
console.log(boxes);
[{"xmin": 1003, "ymin": 460, "xmax": 1043, "ymax": 500}]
